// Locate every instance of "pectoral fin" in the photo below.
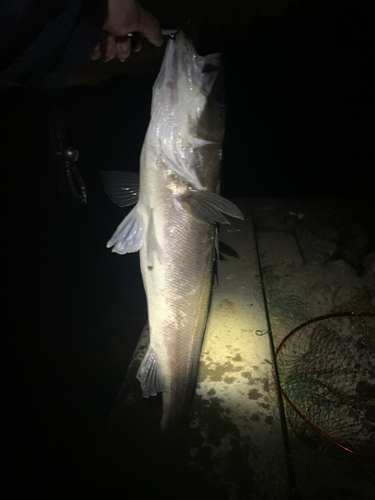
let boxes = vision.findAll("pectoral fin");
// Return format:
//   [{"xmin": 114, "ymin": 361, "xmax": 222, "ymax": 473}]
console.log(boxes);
[
  {"xmin": 100, "ymin": 170, "xmax": 139, "ymax": 207},
  {"xmin": 177, "ymin": 190, "xmax": 244, "ymax": 225},
  {"xmin": 136, "ymin": 346, "xmax": 165, "ymax": 397},
  {"xmin": 106, "ymin": 204, "xmax": 144, "ymax": 254}
]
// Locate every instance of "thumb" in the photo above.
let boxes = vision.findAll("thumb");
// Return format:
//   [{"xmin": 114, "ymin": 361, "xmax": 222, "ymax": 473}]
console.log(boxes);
[{"xmin": 137, "ymin": 8, "xmax": 163, "ymax": 47}]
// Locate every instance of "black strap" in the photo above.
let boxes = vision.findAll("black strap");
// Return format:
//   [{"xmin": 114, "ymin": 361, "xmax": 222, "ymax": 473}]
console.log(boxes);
[{"xmin": 48, "ymin": 93, "xmax": 87, "ymax": 213}]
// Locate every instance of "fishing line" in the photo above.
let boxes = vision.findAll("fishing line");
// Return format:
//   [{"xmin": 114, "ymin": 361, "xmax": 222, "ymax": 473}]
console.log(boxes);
[{"xmin": 250, "ymin": 208, "xmax": 300, "ymax": 500}]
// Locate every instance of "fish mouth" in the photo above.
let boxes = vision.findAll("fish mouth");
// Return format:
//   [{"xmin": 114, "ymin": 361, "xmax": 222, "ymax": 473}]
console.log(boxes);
[
  {"xmin": 160, "ymin": 32, "xmax": 220, "ymax": 105},
  {"xmin": 160, "ymin": 28, "xmax": 179, "ymax": 37}
]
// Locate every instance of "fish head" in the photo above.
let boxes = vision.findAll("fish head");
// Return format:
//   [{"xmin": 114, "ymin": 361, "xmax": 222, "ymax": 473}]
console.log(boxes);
[{"xmin": 150, "ymin": 31, "xmax": 225, "ymax": 191}]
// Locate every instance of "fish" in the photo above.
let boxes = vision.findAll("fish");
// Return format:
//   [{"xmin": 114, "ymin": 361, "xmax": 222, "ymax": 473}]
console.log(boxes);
[{"xmin": 102, "ymin": 31, "xmax": 243, "ymax": 430}]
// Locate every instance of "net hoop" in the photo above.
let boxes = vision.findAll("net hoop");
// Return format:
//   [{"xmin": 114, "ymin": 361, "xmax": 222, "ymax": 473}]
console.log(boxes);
[{"xmin": 274, "ymin": 311, "xmax": 375, "ymax": 459}]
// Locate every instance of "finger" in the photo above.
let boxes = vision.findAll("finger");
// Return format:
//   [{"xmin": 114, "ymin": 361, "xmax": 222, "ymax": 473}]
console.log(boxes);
[
  {"xmin": 101, "ymin": 33, "xmax": 117, "ymax": 62},
  {"xmin": 137, "ymin": 8, "xmax": 163, "ymax": 47},
  {"xmin": 91, "ymin": 43, "xmax": 101, "ymax": 60},
  {"xmin": 116, "ymin": 36, "xmax": 132, "ymax": 62},
  {"xmin": 133, "ymin": 40, "xmax": 142, "ymax": 53}
]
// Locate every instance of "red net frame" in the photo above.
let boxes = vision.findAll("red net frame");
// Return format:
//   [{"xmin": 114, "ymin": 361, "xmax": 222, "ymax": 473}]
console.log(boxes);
[{"xmin": 273, "ymin": 312, "xmax": 375, "ymax": 459}]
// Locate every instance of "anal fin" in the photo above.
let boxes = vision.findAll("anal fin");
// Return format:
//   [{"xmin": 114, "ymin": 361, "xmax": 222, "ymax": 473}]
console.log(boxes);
[{"xmin": 106, "ymin": 204, "xmax": 144, "ymax": 254}]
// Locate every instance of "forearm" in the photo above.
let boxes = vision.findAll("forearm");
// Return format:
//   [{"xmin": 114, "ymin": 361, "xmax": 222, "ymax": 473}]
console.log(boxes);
[
  {"xmin": 0, "ymin": 0, "xmax": 162, "ymax": 90},
  {"xmin": 0, "ymin": 0, "xmax": 108, "ymax": 88}
]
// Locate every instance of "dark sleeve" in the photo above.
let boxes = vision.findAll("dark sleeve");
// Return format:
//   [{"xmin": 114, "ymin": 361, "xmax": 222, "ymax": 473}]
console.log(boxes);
[{"xmin": 0, "ymin": 0, "xmax": 108, "ymax": 91}]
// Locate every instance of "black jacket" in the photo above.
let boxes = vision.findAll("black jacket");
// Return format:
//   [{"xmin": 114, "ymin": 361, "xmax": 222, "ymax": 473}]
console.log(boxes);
[{"xmin": 0, "ymin": 0, "xmax": 107, "ymax": 92}]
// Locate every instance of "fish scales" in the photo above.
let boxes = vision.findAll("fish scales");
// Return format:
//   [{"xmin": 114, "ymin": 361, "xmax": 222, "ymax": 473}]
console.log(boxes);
[
  {"xmin": 103, "ymin": 32, "xmax": 243, "ymax": 430},
  {"xmin": 138, "ymin": 137, "xmax": 216, "ymax": 428}
]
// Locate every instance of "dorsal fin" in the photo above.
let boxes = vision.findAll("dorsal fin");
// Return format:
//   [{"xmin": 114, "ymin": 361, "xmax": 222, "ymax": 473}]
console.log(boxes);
[{"xmin": 100, "ymin": 170, "xmax": 139, "ymax": 207}]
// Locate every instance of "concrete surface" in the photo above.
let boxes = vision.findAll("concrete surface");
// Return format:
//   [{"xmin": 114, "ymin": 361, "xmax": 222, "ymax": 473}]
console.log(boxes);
[{"xmin": 99, "ymin": 196, "xmax": 375, "ymax": 500}]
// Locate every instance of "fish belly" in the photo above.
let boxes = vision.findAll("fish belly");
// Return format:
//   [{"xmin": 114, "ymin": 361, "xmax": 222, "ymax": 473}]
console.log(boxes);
[{"xmin": 139, "ymin": 165, "xmax": 215, "ymax": 428}]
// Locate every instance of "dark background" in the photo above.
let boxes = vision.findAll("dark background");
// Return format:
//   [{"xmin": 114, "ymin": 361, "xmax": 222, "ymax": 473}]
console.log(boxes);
[{"xmin": 1, "ymin": 0, "xmax": 374, "ymax": 498}]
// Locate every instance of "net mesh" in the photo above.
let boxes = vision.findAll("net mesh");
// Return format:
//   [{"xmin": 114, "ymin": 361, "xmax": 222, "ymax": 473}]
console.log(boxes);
[{"xmin": 275, "ymin": 313, "xmax": 375, "ymax": 459}]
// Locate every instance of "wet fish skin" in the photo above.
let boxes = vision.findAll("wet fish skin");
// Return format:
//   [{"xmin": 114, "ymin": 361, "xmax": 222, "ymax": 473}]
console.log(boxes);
[{"xmin": 104, "ymin": 32, "xmax": 243, "ymax": 430}]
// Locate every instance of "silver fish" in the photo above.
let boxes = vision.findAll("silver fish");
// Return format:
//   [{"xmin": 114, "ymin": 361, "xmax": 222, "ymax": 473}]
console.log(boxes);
[{"xmin": 102, "ymin": 32, "xmax": 243, "ymax": 430}]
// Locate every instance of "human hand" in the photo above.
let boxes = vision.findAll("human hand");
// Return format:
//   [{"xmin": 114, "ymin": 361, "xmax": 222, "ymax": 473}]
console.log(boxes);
[{"xmin": 91, "ymin": 0, "xmax": 163, "ymax": 63}]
